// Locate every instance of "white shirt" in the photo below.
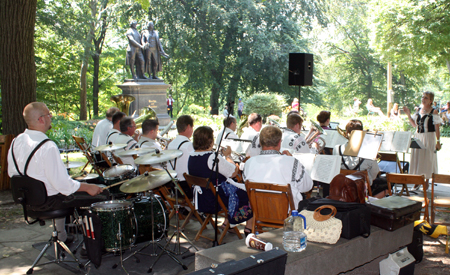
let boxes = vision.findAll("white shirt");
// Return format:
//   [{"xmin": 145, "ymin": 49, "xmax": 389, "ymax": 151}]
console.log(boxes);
[
  {"xmin": 8, "ymin": 129, "xmax": 80, "ymax": 196},
  {"xmin": 238, "ymin": 126, "xmax": 259, "ymax": 154},
  {"xmin": 246, "ymin": 133, "xmax": 261, "ymax": 157},
  {"xmin": 333, "ymin": 143, "xmax": 380, "ymax": 185},
  {"xmin": 215, "ymin": 127, "xmax": 239, "ymax": 152},
  {"xmin": 167, "ymin": 135, "xmax": 194, "ymax": 181},
  {"xmin": 281, "ymin": 129, "xmax": 310, "ymax": 153},
  {"xmin": 138, "ymin": 136, "xmax": 162, "ymax": 151},
  {"xmin": 105, "ymin": 129, "xmax": 121, "ymax": 145},
  {"xmin": 92, "ymin": 118, "xmax": 112, "ymax": 147},
  {"xmin": 243, "ymin": 150, "xmax": 313, "ymax": 206},
  {"xmin": 114, "ymin": 133, "xmax": 138, "ymax": 167}
]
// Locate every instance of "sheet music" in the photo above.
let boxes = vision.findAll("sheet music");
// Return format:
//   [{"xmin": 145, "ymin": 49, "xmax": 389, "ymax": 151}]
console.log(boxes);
[
  {"xmin": 357, "ymin": 133, "xmax": 383, "ymax": 160},
  {"xmin": 379, "ymin": 131, "xmax": 394, "ymax": 151},
  {"xmin": 293, "ymin": 153, "xmax": 340, "ymax": 183},
  {"xmin": 322, "ymin": 130, "xmax": 348, "ymax": 148},
  {"xmin": 391, "ymin": 131, "xmax": 412, "ymax": 152}
]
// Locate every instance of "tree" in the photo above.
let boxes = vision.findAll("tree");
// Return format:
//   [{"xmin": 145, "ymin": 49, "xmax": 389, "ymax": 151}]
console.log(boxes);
[{"xmin": 0, "ymin": 0, "xmax": 37, "ymax": 135}]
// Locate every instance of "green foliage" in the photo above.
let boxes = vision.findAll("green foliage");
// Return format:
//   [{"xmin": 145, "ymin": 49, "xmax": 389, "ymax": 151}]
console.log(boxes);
[
  {"xmin": 180, "ymin": 104, "xmax": 209, "ymax": 116},
  {"xmin": 46, "ymin": 116, "xmax": 95, "ymax": 149},
  {"xmin": 243, "ymin": 93, "xmax": 286, "ymax": 120}
]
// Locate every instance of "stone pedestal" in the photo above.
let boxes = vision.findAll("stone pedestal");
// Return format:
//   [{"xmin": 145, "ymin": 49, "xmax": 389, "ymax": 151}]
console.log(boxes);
[{"xmin": 117, "ymin": 79, "xmax": 171, "ymax": 126}]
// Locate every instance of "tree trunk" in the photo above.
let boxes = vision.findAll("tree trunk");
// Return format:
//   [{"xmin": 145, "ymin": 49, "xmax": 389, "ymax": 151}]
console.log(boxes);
[
  {"xmin": 92, "ymin": 53, "xmax": 100, "ymax": 116},
  {"xmin": 80, "ymin": 61, "xmax": 88, "ymax": 120},
  {"xmin": 0, "ymin": 0, "xmax": 37, "ymax": 135}
]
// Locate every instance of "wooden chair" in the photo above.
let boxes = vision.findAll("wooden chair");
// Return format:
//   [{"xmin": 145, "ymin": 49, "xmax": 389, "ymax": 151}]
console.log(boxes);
[
  {"xmin": 386, "ymin": 173, "xmax": 429, "ymax": 223},
  {"xmin": 245, "ymin": 181, "xmax": 295, "ymax": 234},
  {"xmin": 431, "ymin": 173, "xmax": 450, "ymax": 225},
  {"xmin": 340, "ymin": 169, "xmax": 372, "ymax": 197},
  {"xmin": 0, "ymin": 134, "xmax": 14, "ymax": 190},
  {"xmin": 72, "ymin": 135, "xmax": 108, "ymax": 176},
  {"xmin": 184, "ymin": 173, "xmax": 243, "ymax": 245}
]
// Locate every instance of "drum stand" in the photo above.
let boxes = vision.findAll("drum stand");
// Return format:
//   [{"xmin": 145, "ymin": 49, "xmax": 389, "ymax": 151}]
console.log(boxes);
[{"xmin": 146, "ymin": 165, "xmax": 198, "ymax": 273}]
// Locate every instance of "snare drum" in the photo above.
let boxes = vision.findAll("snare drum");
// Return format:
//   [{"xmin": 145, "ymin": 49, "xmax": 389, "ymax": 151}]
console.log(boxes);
[
  {"xmin": 131, "ymin": 195, "xmax": 169, "ymax": 243},
  {"xmin": 91, "ymin": 200, "xmax": 135, "ymax": 252},
  {"xmin": 103, "ymin": 165, "xmax": 136, "ymax": 195}
]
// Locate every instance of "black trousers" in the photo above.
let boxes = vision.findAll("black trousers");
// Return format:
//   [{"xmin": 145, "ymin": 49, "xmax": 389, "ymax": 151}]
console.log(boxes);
[{"xmin": 30, "ymin": 190, "xmax": 110, "ymax": 212}]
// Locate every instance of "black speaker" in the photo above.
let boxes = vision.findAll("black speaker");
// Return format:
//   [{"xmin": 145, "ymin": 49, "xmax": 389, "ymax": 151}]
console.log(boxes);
[{"xmin": 289, "ymin": 53, "xmax": 314, "ymax": 86}]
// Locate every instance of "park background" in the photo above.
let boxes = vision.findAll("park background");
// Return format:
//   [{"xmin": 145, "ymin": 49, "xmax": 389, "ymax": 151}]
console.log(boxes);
[{"xmin": 1, "ymin": 0, "xmax": 450, "ymax": 148}]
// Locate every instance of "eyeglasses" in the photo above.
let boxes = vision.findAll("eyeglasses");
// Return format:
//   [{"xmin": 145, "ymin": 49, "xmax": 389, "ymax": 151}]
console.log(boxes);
[{"xmin": 39, "ymin": 113, "xmax": 53, "ymax": 120}]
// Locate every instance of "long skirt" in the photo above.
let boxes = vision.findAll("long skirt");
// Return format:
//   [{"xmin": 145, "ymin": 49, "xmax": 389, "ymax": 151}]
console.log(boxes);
[{"xmin": 410, "ymin": 132, "xmax": 438, "ymax": 179}]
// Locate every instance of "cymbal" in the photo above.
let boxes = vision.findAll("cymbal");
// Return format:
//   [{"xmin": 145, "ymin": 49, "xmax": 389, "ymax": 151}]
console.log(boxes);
[
  {"xmin": 95, "ymin": 143, "xmax": 127, "ymax": 152},
  {"xmin": 72, "ymin": 173, "xmax": 99, "ymax": 181},
  {"xmin": 63, "ymin": 161, "xmax": 85, "ymax": 169},
  {"xmin": 120, "ymin": 169, "xmax": 177, "ymax": 193},
  {"xmin": 115, "ymin": 147, "xmax": 156, "ymax": 157},
  {"xmin": 134, "ymin": 150, "xmax": 183, "ymax": 165}
]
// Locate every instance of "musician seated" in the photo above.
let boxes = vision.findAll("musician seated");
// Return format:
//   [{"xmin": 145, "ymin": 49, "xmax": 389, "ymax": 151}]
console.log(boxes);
[
  {"xmin": 105, "ymin": 111, "xmax": 126, "ymax": 145},
  {"xmin": 243, "ymin": 126, "xmax": 314, "ymax": 209},
  {"xmin": 215, "ymin": 116, "xmax": 239, "ymax": 152},
  {"xmin": 317, "ymin": 111, "xmax": 331, "ymax": 130},
  {"xmin": 138, "ymin": 119, "xmax": 162, "ymax": 150},
  {"xmin": 333, "ymin": 119, "xmax": 388, "ymax": 198},
  {"xmin": 281, "ymin": 113, "xmax": 317, "ymax": 154},
  {"xmin": 188, "ymin": 126, "xmax": 253, "ymax": 234},
  {"xmin": 114, "ymin": 117, "xmax": 139, "ymax": 167},
  {"xmin": 241, "ymin": 113, "xmax": 263, "ymax": 157}
]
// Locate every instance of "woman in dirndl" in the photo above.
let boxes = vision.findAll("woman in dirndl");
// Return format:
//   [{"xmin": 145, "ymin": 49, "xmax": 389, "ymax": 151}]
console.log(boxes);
[
  {"xmin": 403, "ymin": 91, "xmax": 442, "ymax": 189},
  {"xmin": 188, "ymin": 126, "xmax": 253, "ymax": 236}
]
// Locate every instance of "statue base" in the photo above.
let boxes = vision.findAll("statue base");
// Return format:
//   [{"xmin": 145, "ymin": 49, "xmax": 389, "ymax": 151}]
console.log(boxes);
[{"xmin": 117, "ymin": 79, "xmax": 171, "ymax": 126}]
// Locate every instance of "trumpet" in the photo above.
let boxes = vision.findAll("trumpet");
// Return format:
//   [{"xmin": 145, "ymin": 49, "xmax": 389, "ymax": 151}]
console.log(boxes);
[{"xmin": 305, "ymin": 120, "xmax": 326, "ymax": 153}]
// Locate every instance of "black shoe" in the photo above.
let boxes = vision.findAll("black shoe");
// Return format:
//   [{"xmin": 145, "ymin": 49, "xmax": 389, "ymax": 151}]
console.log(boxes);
[{"xmin": 63, "ymin": 235, "xmax": 74, "ymax": 245}]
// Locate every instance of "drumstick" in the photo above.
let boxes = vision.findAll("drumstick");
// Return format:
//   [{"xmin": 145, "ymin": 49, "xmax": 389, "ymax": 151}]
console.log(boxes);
[
  {"xmin": 101, "ymin": 179, "xmax": 128, "ymax": 191},
  {"xmin": 89, "ymin": 217, "xmax": 95, "ymax": 240}
]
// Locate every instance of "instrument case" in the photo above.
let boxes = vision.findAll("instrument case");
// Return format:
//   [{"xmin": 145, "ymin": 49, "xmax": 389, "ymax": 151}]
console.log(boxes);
[
  {"xmin": 306, "ymin": 198, "xmax": 371, "ymax": 240},
  {"xmin": 368, "ymin": 196, "xmax": 422, "ymax": 231}
]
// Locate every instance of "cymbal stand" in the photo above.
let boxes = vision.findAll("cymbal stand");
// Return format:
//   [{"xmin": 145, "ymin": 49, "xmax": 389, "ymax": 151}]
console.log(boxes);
[
  {"xmin": 146, "ymin": 164, "xmax": 197, "ymax": 273},
  {"xmin": 117, "ymin": 223, "xmax": 129, "ymax": 275}
]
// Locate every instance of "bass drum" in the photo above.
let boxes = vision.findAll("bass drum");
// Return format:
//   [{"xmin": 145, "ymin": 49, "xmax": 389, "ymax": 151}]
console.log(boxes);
[
  {"xmin": 131, "ymin": 195, "xmax": 169, "ymax": 244},
  {"xmin": 91, "ymin": 200, "xmax": 135, "ymax": 252}
]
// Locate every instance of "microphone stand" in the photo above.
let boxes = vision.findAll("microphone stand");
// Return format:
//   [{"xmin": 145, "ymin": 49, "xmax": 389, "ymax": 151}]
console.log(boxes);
[{"xmin": 208, "ymin": 101, "xmax": 234, "ymax": 247}]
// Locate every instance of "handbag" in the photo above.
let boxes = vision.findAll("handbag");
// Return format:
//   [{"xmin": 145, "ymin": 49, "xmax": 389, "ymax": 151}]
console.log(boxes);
[
  {"xmin": 327, "ymin": 172, "xmax": 366, "ymax": 204},
  {"xmin": 300, "ymin": 205, "xmax": 342, "ymax": 244},
  {"xmin": 306, "ymin": 198, "xmax": 370, "ymax": 240}
]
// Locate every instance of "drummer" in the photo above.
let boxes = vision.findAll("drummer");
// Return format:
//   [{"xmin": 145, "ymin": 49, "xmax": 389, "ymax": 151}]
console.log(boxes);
[
  {"xmin": 138, "ymin": 119, "xmax": 162, "ymax": 150},
  {"xmin": 114, "ymin": 117, "xmax": 139, "ymax": 167}
]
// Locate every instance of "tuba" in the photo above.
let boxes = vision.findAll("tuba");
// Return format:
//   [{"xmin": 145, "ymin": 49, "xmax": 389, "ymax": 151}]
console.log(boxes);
[
  {"xmin": 110, "ymin": 94, "xmax": 135, "ymax": 115},
  {"xmin": 305, "ymin": 120, "xmax": 326, "ymax": 153},
  {"xmin": 134, "ymin": 107, "xmax": 157, "ymax": 128}
]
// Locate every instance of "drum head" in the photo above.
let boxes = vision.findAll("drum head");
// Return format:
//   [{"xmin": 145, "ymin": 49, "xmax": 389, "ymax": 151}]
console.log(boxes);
[
  {"xmin": 103, "ymin": 164, "xmax": 134, "ymax": 179},
  {"xmin": 91, "ymin": 200, "xmax": 132, "ymax": 211}
]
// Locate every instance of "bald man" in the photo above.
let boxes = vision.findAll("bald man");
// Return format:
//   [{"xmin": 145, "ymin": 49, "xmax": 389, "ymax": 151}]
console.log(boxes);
[{"xmin": 8, "ymin": 102, "xmax": 108, "ymax": 243}]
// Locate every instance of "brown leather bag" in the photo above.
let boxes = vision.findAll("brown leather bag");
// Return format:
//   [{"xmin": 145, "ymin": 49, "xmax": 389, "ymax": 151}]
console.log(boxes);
[{"xmin": 327, "ymin": 172, "xmax": 366, "ymax": 204}]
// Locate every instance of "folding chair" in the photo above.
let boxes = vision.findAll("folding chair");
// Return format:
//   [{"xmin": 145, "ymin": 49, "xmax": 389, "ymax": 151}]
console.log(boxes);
[
  {"xmin": 245, "ymin": 181, "xmax": 295, "ymax": 234},
  {"xmin": 386, "ymin": 173, "xmax": 429, "ymax": 223},
  {"xmin": 431, "ymin": 173, "xmax": 450, "ymax": 226},
  {"xmin": 184, "ymin": 173, "xmax": 243, "ymax": 245},
  {"xmin": 340, "ymin": 169, "xmax": 372, "ymax": 196},
  {"xmin": 72, "ymin": 135, "xmax": 108, "ymax": 176}
]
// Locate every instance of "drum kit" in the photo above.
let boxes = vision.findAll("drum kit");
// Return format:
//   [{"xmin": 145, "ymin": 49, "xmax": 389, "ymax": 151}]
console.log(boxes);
[{"xmin": 79, "ymin": 144, "xmax": 195, "ymax": 273}]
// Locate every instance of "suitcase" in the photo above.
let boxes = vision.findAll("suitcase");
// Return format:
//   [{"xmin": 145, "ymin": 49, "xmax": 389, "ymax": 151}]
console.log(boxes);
[
  {"xmin": 306, "ymin": 198, "xmax": 371, "ymax": 240},
  {"xmin": 368, "ymin": 196, "xmax": 422, "ymax": 231}
]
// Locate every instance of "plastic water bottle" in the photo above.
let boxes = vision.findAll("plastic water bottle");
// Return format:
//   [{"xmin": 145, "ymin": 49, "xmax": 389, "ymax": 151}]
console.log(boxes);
[{"xmin": 283, "ymin": 210, "xmax": 307, "ymax": 252}]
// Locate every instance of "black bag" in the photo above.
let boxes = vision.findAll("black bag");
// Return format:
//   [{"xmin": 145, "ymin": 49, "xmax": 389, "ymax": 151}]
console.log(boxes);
[
  {"xmin": 407, "ymin": 228, "xmax": 423, "ymax": 263},
  {"xmin": 306, "ymin": 198, "xmax": 371, "ymax": 240}
]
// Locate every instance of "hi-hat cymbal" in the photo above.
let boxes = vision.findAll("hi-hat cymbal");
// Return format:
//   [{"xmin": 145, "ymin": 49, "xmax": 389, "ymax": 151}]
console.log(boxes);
[
  {"xmin": 120, "ymin": 170, "xmax": 177, "ymax": 193},
  {"xmin": 134, "ymin": 150, "xmax": 183, "ymax": 165},
  {"xmin": 63, "ymin": 161, "xmax": 85, "ymax": 169},
  {"xmin": 95, "ymin": 143, "xmax": 127, "ymax": 152},
  {"xmin": 115, "ymin": 147, "xmax": 156, "ymax": 157}
]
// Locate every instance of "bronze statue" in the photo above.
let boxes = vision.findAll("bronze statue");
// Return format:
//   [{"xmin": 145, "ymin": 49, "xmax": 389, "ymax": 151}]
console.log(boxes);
[
  {"xmin": 141, "ymin": 21, "xmax": 169, "ymax": 79},
  {"xmin": 126, "ymin": 20, "xmax": 146, "ymax": 80}
]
